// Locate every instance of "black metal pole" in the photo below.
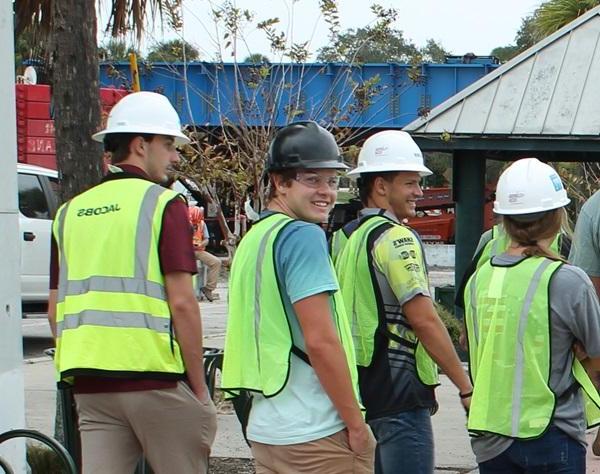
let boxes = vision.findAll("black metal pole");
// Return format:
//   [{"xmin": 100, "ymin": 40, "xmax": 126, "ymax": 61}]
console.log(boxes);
[{"xmin": 453, "ymin": 150, "xmax": 486, "ymax": 307}]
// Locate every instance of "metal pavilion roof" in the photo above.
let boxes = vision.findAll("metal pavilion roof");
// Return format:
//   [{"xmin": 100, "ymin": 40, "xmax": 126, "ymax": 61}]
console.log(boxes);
[{"xmin": 404, "ymin": 6, "xmax": 600, "ymax": 146}]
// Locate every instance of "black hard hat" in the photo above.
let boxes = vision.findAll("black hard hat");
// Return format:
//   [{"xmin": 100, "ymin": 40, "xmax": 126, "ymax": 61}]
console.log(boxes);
[{"xmin": 265, "ymin": 121, "xmax": 349, "ymax": 172}]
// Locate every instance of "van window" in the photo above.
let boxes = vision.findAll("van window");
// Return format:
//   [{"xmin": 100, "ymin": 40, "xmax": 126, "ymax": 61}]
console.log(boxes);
[{"xmin": 18, "ymin": 173, "xmax": 51, "ymax": 219}]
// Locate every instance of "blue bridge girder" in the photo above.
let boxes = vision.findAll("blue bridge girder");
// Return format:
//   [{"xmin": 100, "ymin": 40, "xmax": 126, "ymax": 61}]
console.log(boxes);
[{"xmin": 99, "ymin": 58, "xmax": 498, "ymax": 130}]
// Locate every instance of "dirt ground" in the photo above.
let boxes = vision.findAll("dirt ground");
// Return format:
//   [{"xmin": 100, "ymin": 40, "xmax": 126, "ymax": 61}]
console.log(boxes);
[{"xmin": 210, "ymin": 457, "xmax": 255, "ymax": 473}]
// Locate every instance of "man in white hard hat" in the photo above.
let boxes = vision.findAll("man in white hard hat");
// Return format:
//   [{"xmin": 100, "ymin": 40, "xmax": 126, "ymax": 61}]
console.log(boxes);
[
  {"xmin": 333, "ymin": 130, "xmax": 472, "ymax": 474},
  {"xmin": 48, "ymin": 91, "xmax": 216, "ymax": 473}
]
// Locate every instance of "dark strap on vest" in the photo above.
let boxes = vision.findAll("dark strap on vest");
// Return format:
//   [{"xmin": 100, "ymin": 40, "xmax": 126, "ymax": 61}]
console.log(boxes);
[
  {"xmin": 377, "ymin": 325, "xmax": 417, "ymax": 350},
  {"xmin": 291, "ymin": 345, "xmax": 311, "ymax": 365}
]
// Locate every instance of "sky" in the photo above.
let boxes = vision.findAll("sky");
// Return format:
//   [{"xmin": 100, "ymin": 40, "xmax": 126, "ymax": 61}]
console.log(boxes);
[{"xmin": 98, "ymin": 0, "xmax": 542, "ymax": 60}]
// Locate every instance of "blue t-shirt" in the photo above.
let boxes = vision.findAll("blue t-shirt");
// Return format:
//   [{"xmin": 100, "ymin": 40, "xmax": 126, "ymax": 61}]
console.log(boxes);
[{"xmin": 247, "ymin": 216, "xmax": 346, "ymax": 444}]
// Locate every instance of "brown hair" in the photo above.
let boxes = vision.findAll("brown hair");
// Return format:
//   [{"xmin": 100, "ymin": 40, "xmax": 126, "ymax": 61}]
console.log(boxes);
[
  {"xmin": 267, "ymin": 169, "xmax": 297, "ymax": 200},
  {"xmin": 103, "ymin": 133, "xmax": 155, "ymax": 164},
  {"xmin": 502, "ymin": 207, "xmax": 568, "ymax": 262},
  {"xmin": 357, "ymin": 172, "xmax": 399, "ymax": 205}
]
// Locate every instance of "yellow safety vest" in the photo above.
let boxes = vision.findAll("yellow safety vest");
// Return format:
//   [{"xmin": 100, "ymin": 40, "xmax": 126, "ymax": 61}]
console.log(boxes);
[
  {"xmin": 330, "ymin": 227, "xmax": 350, "ymax": 267},
  {"xmin": 465, "ymin": 257, "xmax": 600, "ymax": 438},
  {"xmin": 221, "ymin": 213, "xmax": 360, "ymax": 399},
  {"xmin": 334, "ymin": 214, "xmax": 439, "ymax": 386},
  {"xmin": 53, "ymin": 177, "xmax": 186, "ymax": 382}
]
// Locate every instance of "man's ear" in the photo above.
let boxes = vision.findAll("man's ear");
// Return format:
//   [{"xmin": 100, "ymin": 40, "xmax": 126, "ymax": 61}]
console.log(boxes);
[
  {"xmin": 271, "ymin": 174, "xmax": 289, "ymax": 196},
  {"xmin": 130, "ymin": 136, "xmax": 146, "ymax": 156},
  {"xmin": 374, "ymin": 176, "xmax": 388, "ymax": 197}
]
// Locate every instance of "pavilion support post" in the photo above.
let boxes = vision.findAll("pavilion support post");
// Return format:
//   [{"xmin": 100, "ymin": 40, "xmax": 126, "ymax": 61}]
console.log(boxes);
[{"xmin": 453, "ymin": 150, "xmax": 486, "ymax": 309}]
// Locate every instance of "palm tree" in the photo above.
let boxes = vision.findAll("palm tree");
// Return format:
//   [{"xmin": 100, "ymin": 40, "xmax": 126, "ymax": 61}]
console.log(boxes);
[
  {"xmin": 535, "ymin": 0, "xmax": 600, "ymax": 38},
  {"xmin": 15, "ymin": 0, "xmax": 172, "ymax": 202}
]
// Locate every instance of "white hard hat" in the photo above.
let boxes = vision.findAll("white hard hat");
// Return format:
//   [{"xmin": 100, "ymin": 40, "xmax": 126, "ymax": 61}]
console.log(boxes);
[
  {"xmin": 92, "ymin": 91, "xmax": 190, "ymax": 146},
  {"xmin": 347, "ymin": 130, "xmax": 432, "ymax": 177},
  {"xmin": 494, "ymin": 158, "xmax": 570, "ymax": 216}
]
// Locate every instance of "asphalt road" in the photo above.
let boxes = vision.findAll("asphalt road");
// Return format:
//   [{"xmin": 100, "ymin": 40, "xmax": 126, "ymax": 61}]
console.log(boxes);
[{"xmin": 21, "ymin": 314, "xmax": 54, "ymax": 360}]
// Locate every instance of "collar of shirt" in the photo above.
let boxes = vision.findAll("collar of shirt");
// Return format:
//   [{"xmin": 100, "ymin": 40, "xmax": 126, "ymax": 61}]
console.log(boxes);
[
  {"xmin": 359, "ymin": 208, "xmax": 400, "ymax": 224},
  {"xmin": 102, "ymin": 164, "xmax": 154, "ymax": 183},
  {"xmin": 113, "ymin": 164, "xmax": 152, "ymax": 180}
]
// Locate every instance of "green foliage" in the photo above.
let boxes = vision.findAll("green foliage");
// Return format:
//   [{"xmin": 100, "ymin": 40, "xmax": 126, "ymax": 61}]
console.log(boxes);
[
  {"xmin": 515, "ymin": 14, "xmax": 539, "ymax": 50},
  {"xmin": 316, "ymin": 27, "xmax": 448, "ymax": 64},
  {"xmin": 491, "ymin": 0, "xmax": 600, "ymax": 62},
  {"xmin": 243, "ymin": 53, "xmax": 270, "ymax": 64},
  {"xmin": 424, "ymin": 152, "xmax": 452, "ymax": 187},
  {"xmin": 27, "ymin": 443, "xmax": 63, "ymax": 474},
  {"xmin": 490, "ymin": 45, "xmax": 519, "ymax": 63},
  {"xmin": 256, "ymin": 18, "xmax": 287, "ymax": 55},
  {"xmin": 320, "ymin": 0, "xmax": 341, "ymax": 41},
  {"xmin": 535, "ymin": 0, "xmax": 599, "ymax": 38},
  {"xmin": 14, "ymin": 29, "xmax": 47, "ymax": 75},
  {"xmin": 214, "ymin": 1, "xmax": 254, "ymax": 54},
  {"xmin": 98, "ymin": 39, "xmax": 142, "ymax": 61},
  {"xmin": 435, "ymin": 302, "xmax": 461, "ymax": 346},
  {"xmin": 556, "ymin": 162, "xmax": 600, "ymax": 217},
  {"xmin": 489, "ymin": 14, "xmax": 537, "ymax": 63},
  {"xmin": 147, "ymin": 39, "xmax": 200, "ymax": 62},
  {"xmin": 317, "ymin": 3, "xmax": 448, "ymax": 64},
  {"xmin": 420, "ymin": 39, "xmax": 451, "ymax": 63}
]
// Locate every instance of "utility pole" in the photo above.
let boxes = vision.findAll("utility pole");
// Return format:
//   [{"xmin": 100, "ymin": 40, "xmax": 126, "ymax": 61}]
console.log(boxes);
[{"xmin": 0, "ymin": 1, "xmax": 27, "ymax": 471}]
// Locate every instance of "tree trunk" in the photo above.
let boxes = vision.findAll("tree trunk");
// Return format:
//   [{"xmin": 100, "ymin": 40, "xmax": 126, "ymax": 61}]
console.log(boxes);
[
  {"xmin": 51, "ymin": 0, "xmax": 103, "ymax": 204},
  {"xmin": 50, "ymin": 0, "xmax": 103, "ymax": 451}
]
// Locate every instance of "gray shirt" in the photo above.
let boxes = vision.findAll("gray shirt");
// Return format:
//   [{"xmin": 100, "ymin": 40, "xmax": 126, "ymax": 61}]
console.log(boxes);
[
  {"xmin": 471, "ymin": 253, "xmax": 600, "ymax": 463},
  {"xmin": 570, "ymin": 189, "xmax": 600, "ymax": 276}
]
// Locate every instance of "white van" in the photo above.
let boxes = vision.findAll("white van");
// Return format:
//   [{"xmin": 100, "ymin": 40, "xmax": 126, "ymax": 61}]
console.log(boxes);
[{"xmin": 17, "ymin": 163, "xmax": 59, "ymax": 311}]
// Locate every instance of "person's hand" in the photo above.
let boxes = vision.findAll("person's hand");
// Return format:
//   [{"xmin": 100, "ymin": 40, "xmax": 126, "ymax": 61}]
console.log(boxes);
[
  {"xmin": 347, "ymin": 423, "xmax": 371, "ymax": 455},
  {"xmin": 193, "ymin": 384, "xmax": 211, "ymax": 404},
  {"xmin": 460, "ymin": 393, "xmax": 471, "ymax": 415},
  {"xmin": 573, "ymin": 340, "xmax": 588, "ymax": 361}
]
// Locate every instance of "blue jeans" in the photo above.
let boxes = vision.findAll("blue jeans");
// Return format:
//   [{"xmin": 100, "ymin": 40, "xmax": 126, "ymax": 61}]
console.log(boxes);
[
  {"xmin": 368, "ymin": 408, "xmax": 434, "ymax": 474},
  {"xmin": 479, "ymin": 427, "xmax": 586, "ymax": 474}
]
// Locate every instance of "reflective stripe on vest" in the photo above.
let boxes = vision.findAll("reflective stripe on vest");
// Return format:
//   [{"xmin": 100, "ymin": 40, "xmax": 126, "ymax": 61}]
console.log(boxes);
[
  {"xmin": 334, "ymin": 215, "xmax": 438, "ymax": 386},
  {"xmin": 53, "ymin": 178, "xmax": 185, "ymax": 380},
  {"xmin": 222, "ymin": 213, "xmax": 360, "ymax": 400},
  {"xmin": 465, "ymin": 256, "xmax": 600, "ymax": 437}
]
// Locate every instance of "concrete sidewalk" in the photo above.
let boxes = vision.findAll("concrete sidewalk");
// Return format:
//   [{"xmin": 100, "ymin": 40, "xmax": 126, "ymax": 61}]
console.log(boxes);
[{"xmin": 22, "ymin": 279, "xmax": 600, "ymax": 473}]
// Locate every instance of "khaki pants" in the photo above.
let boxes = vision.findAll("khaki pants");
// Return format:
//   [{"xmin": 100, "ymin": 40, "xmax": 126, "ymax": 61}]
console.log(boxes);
[
  {"xmin": 251, "ymin": 429, "xmax": 376, "ymax": 474},
  {"xmin": 75, "ymin": 382, "xmax": 217, "ymax": 474},
  {"xmin": 195, "ymin": 250, "xmax": 221, "ymax": 292}
]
